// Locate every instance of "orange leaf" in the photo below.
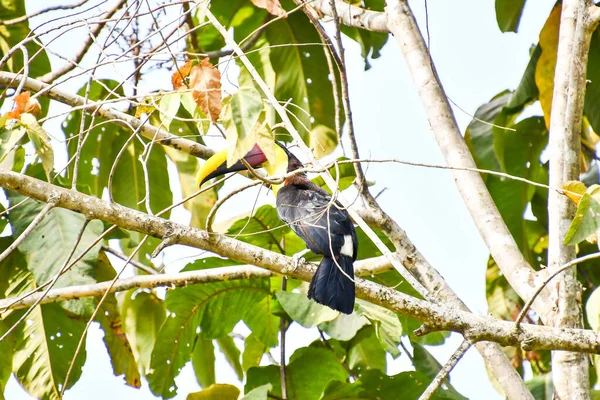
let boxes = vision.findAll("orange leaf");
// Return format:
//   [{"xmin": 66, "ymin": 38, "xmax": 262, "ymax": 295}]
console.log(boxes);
[
  {"xmin": 250, "ymin": 0, "xmax": 287, "ymax": 17},
  {"xmin": 171, "ymin": 61, "xmax": 194, "ymax": 91},
  {"xmin": 189, "ymin": 58, "xmax": 222, "ymax": 123},
  {"xmin": 5, "ymin": 92, "xmax": 41, "ymax": 120}
]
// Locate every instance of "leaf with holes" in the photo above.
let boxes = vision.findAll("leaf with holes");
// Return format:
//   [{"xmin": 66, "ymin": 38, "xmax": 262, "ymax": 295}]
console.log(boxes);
[
  {"xmin": 190, "ymin": 58, "xmax": 222, "ymax": 123},
  {"xmin": 147, "ymin": 278, "xmax": 269, "ymax": 398}
]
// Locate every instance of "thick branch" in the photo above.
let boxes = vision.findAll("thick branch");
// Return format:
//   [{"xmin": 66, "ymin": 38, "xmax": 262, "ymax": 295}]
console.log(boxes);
[
  {"xmin": 546, "ymin": 1, "xmax": 596, "ymax": 398},
  {"xmin": 309, "ymin": 0, "xmax": 388, "ymax": 33},
  {"xmin": 384, "ymin": 0, "xmax": 546, "ymax": 312},
  {"xmin": 2, "ymin": 170, "xmax": 600, "ymax": 354},
  {"xmin": 0, "ymin": 72, "xmax": 214, "ymax": 159}
]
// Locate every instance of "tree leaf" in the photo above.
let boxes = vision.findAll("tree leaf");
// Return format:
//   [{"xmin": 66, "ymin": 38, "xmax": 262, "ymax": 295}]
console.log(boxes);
[
  {"xmin": 494, "ymin": 0, "xmax": 527, "ymax": 33},
  {"xmin": 319, "ymin": 312, "xmax": 370, "ymax": 341},
  {"xmin": 7, "ymin": 192, "xmax": 103, "ymax": 316},
  {"xmin": 275, "ymin": 291, "xmax": 339, "ymax": 327},
  {"xmin": 158, "ymin": 92, "xmax": 181, "ymax": 130},
  {"xmin": 322, "ymin": 370, "xmax": 432, "ymax": 400},
  {"xmin": 192, "ymin": 338, "xmax": 216, "ymax": 388},
  {"xmin": 19, "ymin": 113, "xmax": 53, "ymax": 179},
  {"xmin": 347, "ymin": 326, "xmax": 386, "ymax": 374},
  {"xmin": 265, "ymin": 3, "xmax": 339, "ymax": 155},
  {"xmin": 585, "ymin": 30, "xmax": 600, "ymax": 136},
  {"xmin": 94, "ymin": 252, "xmax": 140, "ymax": 388},
  {"xmin": 242, "ymin": 333, "xmax": 267, "ymax": 371},
  {"xmin": 0, "ymin": 125, "xmax": 27, "ymax": 165},
  {"xmin": 5, "ymin": 92, "xmax": 40, "ymax": 119},
  {"xmin": 311, "ymin": 157, "xmax": 358, "ymax": 193},
  {"xmin": 242, "ymin": 383, "xmax": 272, "ymax": 400},
  {"xmin": 120, "ymin": 289, "xmax": 166, "ymax": 374},
  {"xmin": 250, "ymin": 0, "xmax": 286, "ymax": 17},
  {"xmin": 340, "ymin": 23, "xmax": 388, "ymax": 70},
  {"xmin": 190, "ymin": 58, "xmax": 222, "ymax": 123},
  {"xmin": 148, "ymin": 278, "xmax": 268, "ymax": 398},
  {"xmin": 243, "ymin": 296, "xmax": 280, "ymax": 347},
  {"xmin": 172, "ymin": 61, "xmax": 194, "ymax": 90},
  {"xmin": 354, "ymin": 299, "xmax": 402, "ymax": 357},
  {"xmin": 187, "ymin": 383, "xmax": 240, "ymax": 400},
  {"xmin": 563, "ymin": 180, "xmax": 587, "ymax": 206},
  {"xmin": 217, "ymin": 336, "xmax": 244, "ymax": 380},
  {"xmin": 535, "ymin": 5, "xmax": 561, "ymax": 128},
  {"xmin": 507, "ymin": 45, "xmax": 541, "ymax": 110},
  {"xmin": 565, "ymin": 185, "xmax": 600, "ymax": 245}
]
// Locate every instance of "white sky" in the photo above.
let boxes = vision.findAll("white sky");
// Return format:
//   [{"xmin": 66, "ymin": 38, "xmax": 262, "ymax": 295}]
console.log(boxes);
[{"xmin": 4, "ymin": 0, "xmax": 556, "ymax": 399}]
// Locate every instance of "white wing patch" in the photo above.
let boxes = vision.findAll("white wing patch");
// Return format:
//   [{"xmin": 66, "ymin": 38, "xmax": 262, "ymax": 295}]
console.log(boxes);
[{"xmin": 341, "ymin": 234, "xmax": 354, "ymax": 257}]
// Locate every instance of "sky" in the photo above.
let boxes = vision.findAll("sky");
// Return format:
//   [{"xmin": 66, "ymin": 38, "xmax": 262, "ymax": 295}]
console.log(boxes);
[{"xmin": 4, "ymin": 0, "xmax": 556, "ymax": 399}]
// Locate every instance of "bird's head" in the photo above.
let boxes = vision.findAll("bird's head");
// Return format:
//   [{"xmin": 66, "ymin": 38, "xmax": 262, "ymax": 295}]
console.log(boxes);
[{"xmin": 196, "ymin": 141, "xmax": 304, "ymax": 194}]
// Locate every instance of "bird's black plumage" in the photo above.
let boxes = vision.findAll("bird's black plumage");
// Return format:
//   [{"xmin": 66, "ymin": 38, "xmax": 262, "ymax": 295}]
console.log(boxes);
[{"xmin": 275, "ymin": 146, "xmax": 357, "ymax": 314}]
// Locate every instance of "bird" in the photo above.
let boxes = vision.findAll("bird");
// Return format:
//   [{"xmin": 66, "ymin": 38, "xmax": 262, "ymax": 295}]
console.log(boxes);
[{"xmin": 196, "ymin": 142, "xmax": 357, "ymax": 314}]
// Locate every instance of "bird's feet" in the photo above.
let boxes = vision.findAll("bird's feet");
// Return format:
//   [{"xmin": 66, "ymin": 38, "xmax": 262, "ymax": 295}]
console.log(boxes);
[{"xmin": 289, "ymin": 249, "xmax": 310, "ymax": 272}]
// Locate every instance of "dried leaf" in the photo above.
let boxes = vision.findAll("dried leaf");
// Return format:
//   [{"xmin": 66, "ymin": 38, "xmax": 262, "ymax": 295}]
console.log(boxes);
[
  {"xmin": 171, "ymin": 61, "xmax": 194, "ymax": 91},
  {"xmin": 250, "ymin": 0, "xmax": 287, "ymax": 17},
  {"xmin": 189, "ymin": 58, "xmax": 222, "ymax": 123},
  {"xmin": 5, "ymin": 92, "xmax": 41, "ymax": 120}
]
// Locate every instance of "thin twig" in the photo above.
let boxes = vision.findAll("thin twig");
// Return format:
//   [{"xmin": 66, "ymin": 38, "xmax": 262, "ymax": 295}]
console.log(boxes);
[
  {"xmin": 101, "ymin": 245, "xmax": 158, "ymax": 275},
  {"xmin": 418, "ymin": 339, "xmax": 472, "ymax": 400},
  {"xmin": 206, "ymin": 180, "xmax": 262, "ymax": 232},
  {"xmin": 515, "ymin": 251, "xmax": 600, "ymax": 327},
  {"xmin": 0, "ymin": 0, "xmax": 91, "ymax": 26}
]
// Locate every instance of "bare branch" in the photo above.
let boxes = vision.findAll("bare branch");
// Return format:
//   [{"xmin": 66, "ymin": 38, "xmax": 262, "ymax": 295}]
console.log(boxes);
[
  {"xmin": 309, "ymin": 0, "xmax": 388, "ymax": 33},
  {"xmin": 0, "ymin": 0, "xmax": 92, "ymax": 26},
  {"xmin": 38, "ymin": 0, "xmax": 128, "ymax": 83}
]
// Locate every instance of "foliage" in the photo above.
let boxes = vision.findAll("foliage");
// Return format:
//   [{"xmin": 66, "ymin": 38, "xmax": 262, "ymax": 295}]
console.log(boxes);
[{"xmin": 1, "ymin": 0, "xmax": 600, "ymax": 399}]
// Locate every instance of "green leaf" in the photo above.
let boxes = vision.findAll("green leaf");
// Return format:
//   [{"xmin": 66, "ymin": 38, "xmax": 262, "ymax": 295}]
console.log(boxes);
[
  {"xmin": 397, "ymin": 313, "xmax": 450, "ymax": 346},
  {"xmin": 525, "ymin": 373, "xmax": 554, "ymax": 400},
  {"xmin": 347, "ymin": 326, "xmax": 386, "ymax": 374},
  {"xmin": 507, "ymin": 45, "xmax": 541, "ymax": 110},
  {"xmin": 148, "ymin": 278, "xmax": 268, "ymax": 398},
  {"xmin": 412, "ymin": 342, "xmax": 467, "ymax": 400},
  {"xmin": 187, "ymin": 383, "xmax": 240, "ymax": 400},
  {"xmin": 20, "ymin": 113, "xmax": 54, "ymax": 179},
  {"xmin": 61, "ymin": 80, "xmax": 125, "ymax": 196},
  {"xmin": 120, "ymin": 289, "xmax": 166, "ymax": 374},
  {"xmin": 242, "ymin": 333, "xmax": 267, "ymax": 371},
  {"xmin": 565, "ymin": 185, "xmax": 600, "ymax": 245},
  {"xmin": 275, "ymin": 291, "xmax": 338, "ymax": 327},
  {"xmin": 586, "ymin": 286, "xmax": 600, "ymax": 332},
  {"xmin": 0, "ymin": 125, "xmax": 27, "ymax": 164},
  {"xmin": 192, "ymin": 338, "xmax": 216, "ymax": 388},
  {"xmin": 245, "ymin": 365, "xmax": 281, "ymax": 397},
  {"xmin": 94, "ymin": 252, "xmax": 140, "ymax": 388},
  {"xmin": 340, "ymin": 24, "xmax": 388, "ymax": 70},
  {"xmin": 158, "ymin": 92, "xmax": 181, "ymax": 130},
  {"xmin": 585, "ymin": 30, "xmax": 600, "ymax": 139},
  {"xmin": 311, "ymin": 157, "xmax": 358, "ymax": 193},
  {"xmin": 354, "ymin": 299, "xmax": 402, "ymax": 357},
  {"xmin": 265, "ymin": 1, "xmax": 339, "ymax": 156},
  {"xmin": 487, "ymin": 258, "xmax": 522, "ymax": 320},
  {"xmin": 242, "ymin": 383, "xmax": 272, "ymax": 400},
  {"xmin": 7, "ymin": 192, "xmax": 103, "ymax": 316},
  {"xmin": 243, "ymin": 296, "xmax": 280, "ymax": 347},
  {"xmin": 319, "ymin": 312, "xmax": 370, "ymax": 341},
  {"xmin": 226, "ymin": 84, "xmax": 264, "ymax": 158},
  {"xmin": 217, "ymin": 336, "xmax": 244, "ymax": 381},
  {"xmin": 495, "ymin": 0, "xmax": 527, "ymax": 33},
  {"xmin": 322, "ymin": 369, "xmax": 431, "ymax": 400},
  {"xmin": 0, "ymin": 249, "xmax": 87, "ymax": 400}
]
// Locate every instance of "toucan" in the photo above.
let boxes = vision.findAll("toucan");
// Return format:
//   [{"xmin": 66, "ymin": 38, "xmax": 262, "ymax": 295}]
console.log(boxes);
[{"xmin": 196, "ymin": 142, "xmax": 357, "ymax": 314}]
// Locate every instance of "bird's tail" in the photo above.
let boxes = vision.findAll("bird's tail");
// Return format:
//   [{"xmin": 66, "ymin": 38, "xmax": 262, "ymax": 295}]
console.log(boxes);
[{"xmin": 308, "ymin": 256, "xmax": 355, "ymax": 314}]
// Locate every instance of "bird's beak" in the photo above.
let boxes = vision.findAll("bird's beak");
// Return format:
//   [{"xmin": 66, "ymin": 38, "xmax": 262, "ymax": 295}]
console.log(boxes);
[{"xmin": 196, "ymin": 144, "xmax": 268, "ymax": 187}]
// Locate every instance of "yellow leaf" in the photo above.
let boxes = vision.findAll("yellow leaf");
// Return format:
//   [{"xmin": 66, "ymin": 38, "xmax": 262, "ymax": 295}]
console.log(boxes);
[
  {"xmin": 563, "ymin": 180, "xmax": 587, "ymax": 205},
  {"xmin": 535, "ymin": 6, "xmax": 561, "ymax": 129}
]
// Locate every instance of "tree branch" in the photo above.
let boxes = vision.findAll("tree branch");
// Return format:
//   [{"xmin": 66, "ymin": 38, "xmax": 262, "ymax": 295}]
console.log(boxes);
[
  {"xmin": 546, "ymin": 1, "xmax": 597, "ymax": 397},
  {"xmin": 0, "ymin": 71, "xmax": 214, "ymax": 159},
  {"xmin": 38, "ymin": 0, "xmax": 128, "ymax": 83},
  {"xmin": 309, "ymin": 0, "xmax": 388, "ymax": 33},
  {"xmin": 418, "ymin": 339, "xmax": 472, "ymax": 400},
  {"xmin": 0, "ymin": 0, "xmax": 91, "ymax": 26},
  {"xmin": 2, "ymin": 170, "xmax": 600, "ymax": 354},
  {"xmin": 383, "ymin": 0, "xmax": 547, "ymax": 313}
]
